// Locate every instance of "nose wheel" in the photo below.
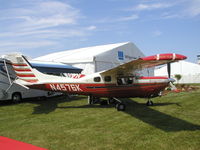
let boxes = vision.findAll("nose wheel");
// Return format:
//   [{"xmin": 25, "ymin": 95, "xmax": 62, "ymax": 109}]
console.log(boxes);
[{"xmin": 146, "ymin": 99, "xmax": 154, "ymax": 106}]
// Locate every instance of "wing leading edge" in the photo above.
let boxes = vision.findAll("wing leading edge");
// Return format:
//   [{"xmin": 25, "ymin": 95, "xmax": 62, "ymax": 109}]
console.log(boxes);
[{"xmin": 100, "ymin": 53, "xmax": 187, "ymax": 76}]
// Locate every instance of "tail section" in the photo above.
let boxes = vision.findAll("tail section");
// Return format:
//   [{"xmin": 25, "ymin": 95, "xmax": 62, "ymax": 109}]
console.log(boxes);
[{"xmin": 5, "ymin": 53, "xmax": 39, "ymax": 83}]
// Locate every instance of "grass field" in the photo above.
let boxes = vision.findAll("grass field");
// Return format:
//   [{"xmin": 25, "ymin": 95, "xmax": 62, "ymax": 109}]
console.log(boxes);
[{"xmin": 0, "ymin": 89, "xmax": 200, "ymax": 150}]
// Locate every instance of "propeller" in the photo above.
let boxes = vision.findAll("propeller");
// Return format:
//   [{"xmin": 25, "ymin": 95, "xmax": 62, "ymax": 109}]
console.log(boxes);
[{"xmin": 167, "ymin": 63, "xmax": 177, "ymax": 91}]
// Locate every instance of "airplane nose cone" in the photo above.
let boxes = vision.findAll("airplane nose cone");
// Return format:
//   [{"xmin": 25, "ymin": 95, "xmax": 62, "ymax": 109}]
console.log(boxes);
[{"xmin": 168, "ymin": 78, "xmax": 175, "ymax": 82}]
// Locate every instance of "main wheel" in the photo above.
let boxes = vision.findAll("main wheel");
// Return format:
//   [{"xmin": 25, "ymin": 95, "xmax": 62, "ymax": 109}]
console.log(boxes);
[
  {"xmin": 146, "ymin": 100, "xmax": 153, "ymax": 106},
  {"xmin": 116, "ymin": 103, "xmax": 126, "ymax": 111},
  {"xmin": 12, "ymin": 93, "xmax": 22, "ymax": 103}
]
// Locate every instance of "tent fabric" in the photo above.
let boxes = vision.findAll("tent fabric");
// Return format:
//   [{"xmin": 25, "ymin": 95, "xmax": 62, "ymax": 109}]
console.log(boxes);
[
  {"xmin": 35, "ymin": 42, "xmax": 130, "ymax": 63},
  {"xmin": 35, "ymin": 42, "xmax": 151, "ymax": 75},
  {"xmin": 154, "ymin": 61, "xmax": 200, "ymax": 83}
]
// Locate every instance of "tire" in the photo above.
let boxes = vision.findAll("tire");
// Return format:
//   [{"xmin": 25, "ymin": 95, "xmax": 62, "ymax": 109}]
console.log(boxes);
[
  {"xmin": 12, "ymin": 93, "xmax": 22, "ymax": 103},
  {"xmin": 116, "ymin": 103, "xmax": 126, "ymax": 111}
]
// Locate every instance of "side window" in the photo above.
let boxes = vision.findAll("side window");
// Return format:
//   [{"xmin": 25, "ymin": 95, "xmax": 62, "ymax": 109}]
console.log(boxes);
[
  {"xmin": 94, "ymin": 77, "xmax": 101, "ymax": 82},
  {"xmin": 104, "ymin": 76, "xmax": 111, "ymax": 82}
]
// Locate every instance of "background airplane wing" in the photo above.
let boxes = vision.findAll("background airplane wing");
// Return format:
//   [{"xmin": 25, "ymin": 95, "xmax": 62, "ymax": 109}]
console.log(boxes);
[{"xmin": 100, "ymin": 53, "xmax": 187, "ymax": 76}]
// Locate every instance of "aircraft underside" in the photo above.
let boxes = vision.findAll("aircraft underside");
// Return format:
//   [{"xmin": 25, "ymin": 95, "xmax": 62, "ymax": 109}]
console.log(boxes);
[
  {"xmin": 28, "ymin": 82, "xmax": 168, "ymax": 111},
  {"xmin": 29, "ymin": 82, "xmax": 167, "ymax": 97}
]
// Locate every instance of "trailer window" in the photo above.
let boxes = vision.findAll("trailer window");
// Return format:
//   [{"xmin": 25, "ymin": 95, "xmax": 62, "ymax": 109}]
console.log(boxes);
[
  {"xmin": 104, "ymin": 76, "xmax": 111, "ymax": 82},
  {"xmin": 94, "ymin": 77, "xmax": 101, "ymax": 82}
]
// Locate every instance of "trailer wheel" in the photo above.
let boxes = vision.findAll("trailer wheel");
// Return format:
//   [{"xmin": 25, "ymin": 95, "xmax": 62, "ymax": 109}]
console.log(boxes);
[{"xmin": 12, "ymin": 93, "xmax": 22, "ymax": 103}]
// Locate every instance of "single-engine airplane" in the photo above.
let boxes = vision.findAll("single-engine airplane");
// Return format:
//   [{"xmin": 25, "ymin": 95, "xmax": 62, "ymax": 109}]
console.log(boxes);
[{"xmin": 5, "ymin": 53, "xmax": 186, "ymax": 111}]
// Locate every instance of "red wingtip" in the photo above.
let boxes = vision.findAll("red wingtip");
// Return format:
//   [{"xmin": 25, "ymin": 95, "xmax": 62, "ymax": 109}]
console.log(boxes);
[
  {"xmin": 142, "ymin": 53, "xmax": 187, "ymax": 61},
  {"xmin": 175, "ymin": 54, "xmax": 187, "ymax": 60}
]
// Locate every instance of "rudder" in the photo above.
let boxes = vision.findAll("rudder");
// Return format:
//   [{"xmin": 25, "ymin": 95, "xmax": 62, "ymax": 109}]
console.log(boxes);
[{"xmin": 5, "ymin": 53, "xmax": 39, "ymax": 83}]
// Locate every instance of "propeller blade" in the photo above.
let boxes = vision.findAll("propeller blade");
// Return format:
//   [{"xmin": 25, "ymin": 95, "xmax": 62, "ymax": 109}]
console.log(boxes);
[{"xmin": 167, "ymin": 63, "xmax": 171, "ymax": 78}]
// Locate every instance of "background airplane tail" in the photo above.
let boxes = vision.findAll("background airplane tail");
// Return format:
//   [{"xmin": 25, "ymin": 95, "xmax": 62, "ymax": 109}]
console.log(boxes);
[{"xmin": 5, "ymin": 53, "xmax": 39, "ymax": 83}]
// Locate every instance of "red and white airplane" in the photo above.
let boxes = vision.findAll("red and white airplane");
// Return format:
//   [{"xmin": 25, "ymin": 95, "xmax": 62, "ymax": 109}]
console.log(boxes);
[{"xmin": 5, "ymin": 53, "xmax": 186, "ymax": 111}]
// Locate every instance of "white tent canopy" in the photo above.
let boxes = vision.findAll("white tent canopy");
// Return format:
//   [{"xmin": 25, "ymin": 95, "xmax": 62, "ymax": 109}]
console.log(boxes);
[
  {"xmin": 154, "ymin": 61, "xmax": 200, "ymax": 83},
  {"xmin": 35, "ymin": 42, "xmax": 144, "ymax": 63},
  {"xmin": 35, "ymin": 42, "xmax": 152, "ymax": 75}
]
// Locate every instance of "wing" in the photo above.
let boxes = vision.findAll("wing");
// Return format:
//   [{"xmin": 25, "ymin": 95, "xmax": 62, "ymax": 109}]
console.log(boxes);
[{"xmin": 100, "ymin": 53, "xmax": 187, "ymax": 76}]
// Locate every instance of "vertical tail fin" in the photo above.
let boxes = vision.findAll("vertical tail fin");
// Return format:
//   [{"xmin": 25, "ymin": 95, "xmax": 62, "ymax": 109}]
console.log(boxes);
[{"xmin": 5, "ymin": 53, "xmax": 39, "ymax": 83}]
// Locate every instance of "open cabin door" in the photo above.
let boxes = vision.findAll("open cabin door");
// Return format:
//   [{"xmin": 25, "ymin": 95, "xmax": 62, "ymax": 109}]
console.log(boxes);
[{"xmin": 116, "ymin": 76, "xmax": 136, "ymax": 85}]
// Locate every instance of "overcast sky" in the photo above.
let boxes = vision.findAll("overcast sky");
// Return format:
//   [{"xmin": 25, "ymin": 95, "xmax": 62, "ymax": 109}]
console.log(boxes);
[{"xmin": 0, "ymin": 0, "xmax": 199, "ymax": 63}]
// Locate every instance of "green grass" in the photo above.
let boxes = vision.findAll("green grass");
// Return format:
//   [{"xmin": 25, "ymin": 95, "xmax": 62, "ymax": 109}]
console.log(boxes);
[{"xmin": 0, "ymin": 90, "xmax": 200, "ymax": 150}]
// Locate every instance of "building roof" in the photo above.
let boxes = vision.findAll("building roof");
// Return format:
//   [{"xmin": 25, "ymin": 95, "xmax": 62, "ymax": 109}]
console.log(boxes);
[{"xmin": 35, "ymin": 42, "xmax": 132, "ymax": 63}]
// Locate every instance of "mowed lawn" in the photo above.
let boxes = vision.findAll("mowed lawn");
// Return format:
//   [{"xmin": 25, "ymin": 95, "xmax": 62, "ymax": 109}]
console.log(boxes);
[{"xmin": 0, "ymin": 89, "xmax": 200, "ymax": 150}]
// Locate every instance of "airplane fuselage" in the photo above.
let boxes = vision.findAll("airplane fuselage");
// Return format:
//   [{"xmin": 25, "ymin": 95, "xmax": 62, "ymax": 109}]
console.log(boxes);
[{"xmin": 28, "ymin": 76, "xmax": 169, "ymax": 98}]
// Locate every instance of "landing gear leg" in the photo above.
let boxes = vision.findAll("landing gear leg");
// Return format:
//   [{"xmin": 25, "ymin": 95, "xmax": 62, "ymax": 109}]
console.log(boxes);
[
  {"xmin": 88, "ymin": 95, "xmax": 94, "ymax": 104},
  {"xmin": 113, "ymin": 98, "xmax": 126, "ymax": 111},
  {"xmin": 88, "ymin": 96, "xmax": 100, "ymax": 104},
  {"xmin": 146, "ymin": 99, "xmax": 154, "ymax": 106}
]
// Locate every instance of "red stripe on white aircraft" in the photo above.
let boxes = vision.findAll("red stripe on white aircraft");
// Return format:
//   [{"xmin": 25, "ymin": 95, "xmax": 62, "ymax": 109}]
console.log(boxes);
[
  {"xmin": 12, "ymin": 63, "xmax": 28, "ymax": 66},
  {"xmin": 16, "ymin": 74, "xmax": 36, "ymax": 77},
  {"xmin": 14, "ymin": 68, "xmax": 32, "ymax": 71}
]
